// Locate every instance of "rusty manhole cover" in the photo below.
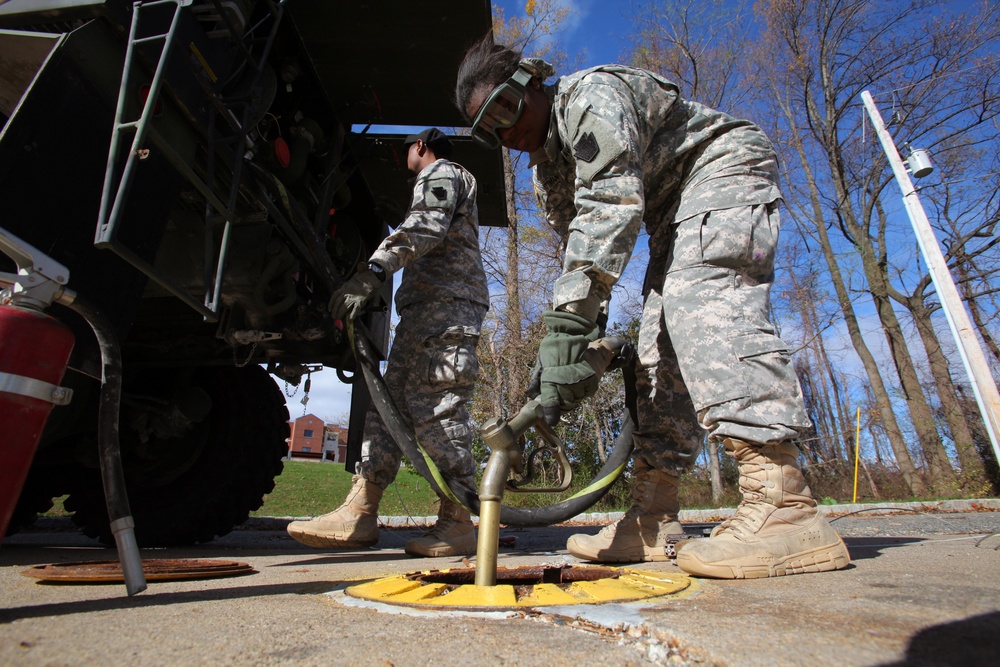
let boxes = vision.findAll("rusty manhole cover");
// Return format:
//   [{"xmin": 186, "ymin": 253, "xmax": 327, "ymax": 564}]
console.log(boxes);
[
  {"xmin": 409, "ymin": 565, "xmax": 619, "ymax": 590},
  {"xmin": 22, "ymin": 559, "xmax": 255, "ymax": 583}
]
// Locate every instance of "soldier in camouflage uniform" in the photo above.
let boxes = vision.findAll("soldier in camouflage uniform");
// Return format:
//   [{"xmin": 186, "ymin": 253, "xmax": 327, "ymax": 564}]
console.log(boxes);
[
  {"xmin": 287, "ymin": 128, "xmax": 489, "ymax": 558},
  {"xmin": 455, "ymin": 37, "xmax": 850, "ymax": 578}
]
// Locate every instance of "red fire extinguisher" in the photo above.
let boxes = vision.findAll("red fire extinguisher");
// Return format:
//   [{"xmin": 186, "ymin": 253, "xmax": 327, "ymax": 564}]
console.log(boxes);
[{"xmin": 0, "ymin": 303, "xmax": 74, "ymax": 539}]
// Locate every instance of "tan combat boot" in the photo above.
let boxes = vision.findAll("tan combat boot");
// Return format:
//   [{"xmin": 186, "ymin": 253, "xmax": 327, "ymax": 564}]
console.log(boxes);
[
  {"xmin": 286, "ymin": 475, "xmax": 382, "ymax": 548},
  {"xmin": 676, "ymin": 439, "xmax": 850, "ymax": 579},
  {"xmin": 404, "ymin": 498, "xmax": 477, "ymax": 557},
  {"xmin": 566, "ymin": 461, "xmax": 684, "ymax": 562}
]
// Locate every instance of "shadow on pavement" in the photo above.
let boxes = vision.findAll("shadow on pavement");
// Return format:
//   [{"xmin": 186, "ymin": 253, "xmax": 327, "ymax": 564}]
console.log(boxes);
[
  {"xmin": 843, "ymin": 536, "xmax": 924, "ymax": 561},
  {"xmin": 878, "ymin": 611, "xmax": 1000, "ymax": 667},
  {"xmin": 0, "ymin": 579, "xmax": 342, "ymax": 624},
  {"xmin": 0, "ymin": 545, "xmax": 117, "ymax": 567},
  {"xmin": 271, "ymin": 551, "xmax": 447, "ymax": 567}
]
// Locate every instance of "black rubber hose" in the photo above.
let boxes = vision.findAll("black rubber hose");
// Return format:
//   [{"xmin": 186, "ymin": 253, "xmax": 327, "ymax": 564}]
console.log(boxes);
[
  {"xmin": 67, "ymin": 296, "xmax": 146, "ymax": 595},
  {"xmin": 351, "ymin": 322, "xmax": 636, "ymax": 527},
  {"xmin": 66, "ymin": 299, "xmax": 128, "ymax": 525}
]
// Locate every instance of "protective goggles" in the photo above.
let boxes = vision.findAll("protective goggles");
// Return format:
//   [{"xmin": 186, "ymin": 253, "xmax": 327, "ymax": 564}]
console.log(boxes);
[{"xmin": 470, "ymin": 66, "xmax": 534, "ymax": 149}]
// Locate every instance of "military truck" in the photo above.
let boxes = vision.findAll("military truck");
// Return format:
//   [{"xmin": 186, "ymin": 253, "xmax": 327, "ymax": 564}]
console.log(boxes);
[{"xmin": 0, "ymin": 0, "xmax": 503, "ymax": 546}]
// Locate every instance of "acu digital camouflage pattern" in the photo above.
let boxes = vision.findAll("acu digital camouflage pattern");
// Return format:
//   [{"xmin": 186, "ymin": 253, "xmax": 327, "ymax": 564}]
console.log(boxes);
[
  {"xmin": 530, "ymin": 65, "xmax": 810, "ymax": 458},
  {"xmin": 358, "ymin": 157, "xmax": 488, "ymax": 490},
  {"xmin": 357, "ymin": 298, "xmax": 486, "ymax": 489},
  {"xmin": 369, "ymin": 159, "xmax": 489, "ymax": 311}
]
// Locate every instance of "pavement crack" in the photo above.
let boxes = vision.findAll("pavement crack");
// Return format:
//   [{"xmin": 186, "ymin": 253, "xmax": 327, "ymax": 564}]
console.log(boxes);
[{"xmin": 527, "ymin": 609, "xmax": 713, "ymax": 666}]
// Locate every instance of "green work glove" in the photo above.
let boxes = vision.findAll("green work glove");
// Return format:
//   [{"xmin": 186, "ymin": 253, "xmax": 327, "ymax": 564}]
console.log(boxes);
[
  {"xmin": 537, "ymin": 310, "xmax": 600, "ymax": 424},
  {"xmin": 329, "ymin": 267, "xmax": 383, "ymax": 323}
]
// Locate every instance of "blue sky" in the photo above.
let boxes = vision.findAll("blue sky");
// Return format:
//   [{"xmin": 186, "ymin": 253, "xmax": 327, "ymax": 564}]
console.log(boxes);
[
  {"xmin": 496, "ymin": 0, "xmax": 638, "ymax": 66},
  {"xmin": 286, "ymin": 1, "xmax": 641, "ymax": 425}
]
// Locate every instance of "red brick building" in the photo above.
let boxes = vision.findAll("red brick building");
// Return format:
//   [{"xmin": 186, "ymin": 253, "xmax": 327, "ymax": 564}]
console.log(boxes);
[{"xmin": 287, "ymin": 414, "xmax": 347, "ymax": 462}]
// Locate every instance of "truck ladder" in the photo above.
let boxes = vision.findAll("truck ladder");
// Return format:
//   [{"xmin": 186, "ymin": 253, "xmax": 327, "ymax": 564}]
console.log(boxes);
[{"xmin": 96, "ymin": 0, "xmax": 285, "ymax": 322}]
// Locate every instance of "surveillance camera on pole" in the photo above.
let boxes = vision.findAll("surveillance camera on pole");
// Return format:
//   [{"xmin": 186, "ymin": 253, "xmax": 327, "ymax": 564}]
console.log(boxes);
[{"xmin": 905, "ymin": 145, "xmax": 934, "ymax": 178}]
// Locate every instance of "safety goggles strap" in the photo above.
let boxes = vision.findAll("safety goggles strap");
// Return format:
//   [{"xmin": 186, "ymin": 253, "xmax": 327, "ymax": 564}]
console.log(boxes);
[{"xmin": 471, "ymin": 66, "xmax": 535, "ymax": 149}]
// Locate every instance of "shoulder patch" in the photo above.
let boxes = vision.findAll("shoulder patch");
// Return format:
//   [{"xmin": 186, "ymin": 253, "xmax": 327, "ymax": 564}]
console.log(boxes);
[
  {"xmin": 421, "ymin": 177, "xmax": 456, "ymax": 210},
  {"xmin": 574, "ymin": 132, "xmax": 600, "ymax": 162},
  {"xmin": 573, "ymin": 110, "xmax": 626, "ymax": 186}
]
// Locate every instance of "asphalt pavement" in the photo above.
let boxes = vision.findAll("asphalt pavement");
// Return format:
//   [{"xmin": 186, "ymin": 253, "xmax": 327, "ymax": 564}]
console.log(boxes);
[{"xmin": 2, "ymin": 503, "xmax": 999, "ymax": 666}]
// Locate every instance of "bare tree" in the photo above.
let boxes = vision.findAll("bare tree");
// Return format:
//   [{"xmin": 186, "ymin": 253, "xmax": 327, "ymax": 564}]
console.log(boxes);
[
  {"xmin": 628, "ymin": 0, "xmax": 757, "ymax": 112},
  {"xmin": 471, "ymin": 0, "xmax": 578, "ymax": 425},
  {"xmin": 752, "ymin": 0, "xmax": 1000, "ymax": 493}
]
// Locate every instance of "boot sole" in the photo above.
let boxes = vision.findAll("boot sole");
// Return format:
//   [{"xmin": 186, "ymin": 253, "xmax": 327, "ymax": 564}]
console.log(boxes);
[
  {"xmin": 566, "ymin": 536, "xmax": 670, "ymax": 563},
  {"xmin": 286, "ymin": 527, "xmax": 378, "ymax": 549},
  {"xmin": 676, "ymin": 539, "xmax": 851, "ymax": 579},
  {"xmin": 403, "ymin": 544, "xmax": 476, "ymax": 558},
  {"xmin": 403, "ymin": 535, "xmax": 477, "ymax": 558}
]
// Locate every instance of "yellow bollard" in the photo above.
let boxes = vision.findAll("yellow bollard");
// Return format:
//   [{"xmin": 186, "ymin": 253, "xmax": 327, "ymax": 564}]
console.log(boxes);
[{"xmin": 852, "ymin": 407, "xmax": 861, "ymax": 503}]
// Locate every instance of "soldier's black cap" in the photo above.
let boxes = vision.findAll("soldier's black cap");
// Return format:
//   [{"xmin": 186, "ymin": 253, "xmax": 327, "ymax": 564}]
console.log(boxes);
[{"xmin": 403, "ymin": 127, "xmax": 453, "ymax": 158}]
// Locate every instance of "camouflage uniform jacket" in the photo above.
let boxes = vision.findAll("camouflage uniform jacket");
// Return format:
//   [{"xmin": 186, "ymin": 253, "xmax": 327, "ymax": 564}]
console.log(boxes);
[
  {"xmin": 531, "ymin": 65, "xmax": 782, "ymax": 312},
  {"xmin": 369, "ymin": 158, "xmax": 489, "ymax": 311}
]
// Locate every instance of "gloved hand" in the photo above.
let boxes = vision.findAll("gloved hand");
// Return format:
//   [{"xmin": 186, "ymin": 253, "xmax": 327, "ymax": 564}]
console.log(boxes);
[
  {"xmin": 329, "ymin": 268, "xmax": 383, "ymax": 323},
  {"xmin": 536, "ymin": 309, "xmax": 600, "ymax": 424},
  {"xmin": 526, "ymin": 356, "xmax": 542, "ymax": 399}
]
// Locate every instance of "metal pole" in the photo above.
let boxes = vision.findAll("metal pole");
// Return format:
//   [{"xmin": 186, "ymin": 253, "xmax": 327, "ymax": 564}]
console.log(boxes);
[
  {"xmin": 861, "ymin": 90, "xmax": 1000, "ymax": 469},
  {"xmin": 853, "ymin": 407, "xmax": 861, "ymax": 503}
]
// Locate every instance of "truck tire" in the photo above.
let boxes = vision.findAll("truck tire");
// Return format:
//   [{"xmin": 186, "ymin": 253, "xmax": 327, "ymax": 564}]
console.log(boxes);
[{"xmin": 65, "ymin": 365, "xmax": 289, "ymax": 547}]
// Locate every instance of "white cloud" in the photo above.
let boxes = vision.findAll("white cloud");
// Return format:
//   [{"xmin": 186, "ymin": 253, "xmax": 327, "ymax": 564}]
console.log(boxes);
[{"xmin": 558, "ymin": 0, "xmax": 590, "ymax": 36}]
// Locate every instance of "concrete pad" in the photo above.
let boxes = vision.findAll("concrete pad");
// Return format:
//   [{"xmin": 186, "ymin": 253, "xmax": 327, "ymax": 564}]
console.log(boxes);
[{"xmin": 2, "ymin": 511, "xmax": 998, "ymax": 665}]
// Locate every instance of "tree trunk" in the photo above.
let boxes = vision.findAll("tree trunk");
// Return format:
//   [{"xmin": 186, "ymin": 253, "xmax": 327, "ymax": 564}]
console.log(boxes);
[
  {"xmin": 965, "ymin": 282, "xmax": 1000, "ymax": 365},
  {"xmin": 865, "ymin": 263, "xmax": 958, "ymax": 492},
  {"xmin": 707, "ymin": 438, "xmax": 723, "ymax": 503},
  {"xmin": 859, "ymin": 455, "xmax": 881, "ymax": 499},
  {"xmin": 776, "ymin": 97, "xmax": 927, "ymax": 495},
  {"xmin": 502, "ymin": 149, "xmax": 530, "ymax": 413},
  {"xmin": 907, "ymin": 297, "xmax": 989, "ymax": 489},
  {"xmin": 792, "ymin": 268, "xmax": 853, "ymax": 463}
]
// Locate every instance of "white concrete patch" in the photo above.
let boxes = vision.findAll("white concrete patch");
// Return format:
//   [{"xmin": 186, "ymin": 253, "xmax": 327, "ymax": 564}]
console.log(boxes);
[{"xmin": 324, "ymin": 582, "xmax": 521, "ymax": 620}]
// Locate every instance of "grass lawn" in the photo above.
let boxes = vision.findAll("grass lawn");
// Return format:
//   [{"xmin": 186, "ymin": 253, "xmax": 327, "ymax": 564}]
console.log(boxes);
[
  {"xmin": 43, "ymin": 458, "xmax": 954, "ymax": 524},
  {"xmin": 252, "ymin": 459, "xmax": 442, "ymax": 518},
  {"xmin": 37, "ymin": 459, "xmax": 626, "ymax": 523},
  {"xmin": 251, "ymin": 459, "xmax": 633, "ymax": 519}
]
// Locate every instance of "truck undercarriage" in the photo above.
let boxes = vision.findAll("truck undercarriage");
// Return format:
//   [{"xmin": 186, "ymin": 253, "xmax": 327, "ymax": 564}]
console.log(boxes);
[{"xmin": 0, "ymin": 0, "xmax": 504, "ymax": 546}]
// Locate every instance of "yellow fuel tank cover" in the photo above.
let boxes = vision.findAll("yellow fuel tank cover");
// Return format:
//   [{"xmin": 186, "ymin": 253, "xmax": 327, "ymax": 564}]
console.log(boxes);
[{"xmin": 345, "ymin": 565, "xmax": 691, "ymax": 610}]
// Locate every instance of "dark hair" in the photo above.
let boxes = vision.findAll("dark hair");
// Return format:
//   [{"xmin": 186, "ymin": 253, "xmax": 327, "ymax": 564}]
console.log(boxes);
[
  {"xmin": 454, "ymin": 33, "xmax": 522, "ymax": 122},
  {"xmin": 403, "ymin": 128, "xmax": 454, "ymax": 159},
  {"xmin": 428, "ymin": 139, "xmax": 454, "ymax": 159}
]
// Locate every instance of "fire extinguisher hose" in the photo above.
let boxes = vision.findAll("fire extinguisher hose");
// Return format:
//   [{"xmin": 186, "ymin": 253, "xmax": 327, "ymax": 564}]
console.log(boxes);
[{"xmin": 67, "ymin": 297, "xmax": 146, "ymax": 596}]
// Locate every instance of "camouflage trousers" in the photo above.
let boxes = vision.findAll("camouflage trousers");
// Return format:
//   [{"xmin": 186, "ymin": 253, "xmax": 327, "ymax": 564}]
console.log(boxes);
[
  {"xmin": 634, "ymin": 202, "xmax": 811, "ymax": 471},
  {"xmin": 357, "ymin": 298, "xmax": 486, "ymax": 491}
]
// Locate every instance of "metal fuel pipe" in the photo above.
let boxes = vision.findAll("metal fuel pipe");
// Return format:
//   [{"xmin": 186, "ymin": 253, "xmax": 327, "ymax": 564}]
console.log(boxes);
[
  {"xmin": 474, "ymin": 337, "xmax": 626, "ymax": 587},
  {"xmin": 475, "ymin": 399, "xmax": 542, "ymax": 586}
]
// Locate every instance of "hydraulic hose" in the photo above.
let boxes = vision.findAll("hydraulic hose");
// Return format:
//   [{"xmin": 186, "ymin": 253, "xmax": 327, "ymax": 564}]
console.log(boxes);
[
  {"xmin": 351, "ymin": 321, "xmax": 636, "ymax": 527},
  {"xmin": 67, "ymin": 297, "xmax": 146, "ymax": 596}
]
